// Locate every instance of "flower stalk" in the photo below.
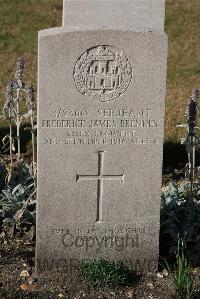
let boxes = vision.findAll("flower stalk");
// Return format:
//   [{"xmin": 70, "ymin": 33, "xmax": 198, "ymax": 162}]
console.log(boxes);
[
  {"xmin": 177, "ymin": 89, "xmax": 199, "ymax": 196},
  {"xmin": 1, "ymin": 57, "xmax": 36, "ymax": 184}
]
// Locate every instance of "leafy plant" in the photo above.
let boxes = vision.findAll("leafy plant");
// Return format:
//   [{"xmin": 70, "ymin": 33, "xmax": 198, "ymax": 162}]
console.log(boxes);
[
  {"xmin": 79, "ymin": 259, "xmax": 135, "ymax": 289},
  {"xmin": 0, "ymin": 160, "xmax": 35, "ymax": 235},
  {"xmin": 0, "ymin": 57, "xmax": 37, "ymax": 237},
  {"xmin": 160, "ymin": 181, "xmax": 200, "ymax": 265},
  {"xmin": 173, "ymin": 237, "xmax": 193, "ymax": 299}
]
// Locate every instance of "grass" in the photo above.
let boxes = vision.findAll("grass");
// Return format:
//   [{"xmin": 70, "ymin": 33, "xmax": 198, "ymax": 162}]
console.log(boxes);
[
  {"xmin": 165, "ymin": 0, "xmax": 200, "ymax": 142},
  {"xmin": 0, "ymin": 0, "xmax": 62, "ymax": 104},
  {"xmin": 0, "ymin": 0, "xmax": 200, "ymax": 142},
  {"xmin": 173, "ymin": 237, "xmax": 193, "ymax": 299},
  {"xmin": 79, "ymin": 259, "xmax": 136, "ymax": 289}
]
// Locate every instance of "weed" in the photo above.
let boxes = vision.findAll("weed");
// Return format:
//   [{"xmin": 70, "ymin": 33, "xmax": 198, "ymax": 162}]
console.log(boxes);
[
  {"xmin": 79, "ymin": 259, "xmax": 136, "ymax": 289},
  {"xmin": 173, "ymin": 237, "xmax": 193, "ymax": 299}
]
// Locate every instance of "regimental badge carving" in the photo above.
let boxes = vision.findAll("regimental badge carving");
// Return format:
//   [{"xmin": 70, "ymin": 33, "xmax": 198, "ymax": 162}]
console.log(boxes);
[{"xmin": 74, "ymin": 45, "xmax": 132, "ymax": 102}]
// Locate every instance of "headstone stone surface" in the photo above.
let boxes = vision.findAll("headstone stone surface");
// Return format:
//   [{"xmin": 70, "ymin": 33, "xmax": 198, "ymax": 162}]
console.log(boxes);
[
  {"xmin": 36, "ymin": 1, "xmax": 168, "ymax": 272},
  {"xmin": 63, "ymin": 0, "xmax": 165, "ymax": 31}
]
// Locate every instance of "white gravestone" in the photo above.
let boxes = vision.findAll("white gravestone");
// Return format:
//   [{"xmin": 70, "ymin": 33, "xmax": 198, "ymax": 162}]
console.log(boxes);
[{"xmin": 36, "ymin": 0, "xmax": 168, "ymax": 272}]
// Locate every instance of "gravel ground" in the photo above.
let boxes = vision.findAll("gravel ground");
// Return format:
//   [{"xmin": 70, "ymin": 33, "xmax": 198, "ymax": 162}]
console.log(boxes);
[{"xmin": 0, "ymin": 238, "xmax": 199, "ymax": 299}]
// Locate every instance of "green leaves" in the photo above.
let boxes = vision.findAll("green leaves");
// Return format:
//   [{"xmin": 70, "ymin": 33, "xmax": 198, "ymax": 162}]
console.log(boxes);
[
  {"xmin": 173, "ymin": 237, "xmax": 193, "ymax": 299},
  {"xmin": 160, "ymin": 181, "xmax": 200, "ymax": 265},
  {"xmin": 79, "ymin": 260, "xmax": 135, "ymax": 289},
  {"xmin": 0, "ymin": 160, "xmax": 35, "ymax": 234}
]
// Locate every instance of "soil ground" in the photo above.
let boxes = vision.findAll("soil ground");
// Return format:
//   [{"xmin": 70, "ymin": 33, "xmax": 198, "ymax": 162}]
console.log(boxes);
[{"xmin": 0, "ymin": 239, "xmax": 199, "ymax": 299}]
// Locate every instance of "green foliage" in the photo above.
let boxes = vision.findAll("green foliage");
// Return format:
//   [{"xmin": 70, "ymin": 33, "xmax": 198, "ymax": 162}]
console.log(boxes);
[
  {"xmin": 173, "ymin": 237, "xmax": 193, "ymax": 299},
  {"xmin": 79, "ymin": 260, "xmax": 134, "ymax": 289},
  {"xmin": 0, "ymin": 57, "xmax": 37, "ymax": 237},
  {"xmin": 160, "ymin": 182, "xmax": 200, "ymax": 265},
  {"xmin": 0, "ymin": 160, "xmax": 35, "ymax": 234}
]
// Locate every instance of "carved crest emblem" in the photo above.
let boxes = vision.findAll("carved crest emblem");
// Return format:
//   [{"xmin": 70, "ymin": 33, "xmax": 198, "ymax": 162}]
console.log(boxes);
[{"xmin": 74, "ymin": 45, "xmax": 132, "ymax": 102}]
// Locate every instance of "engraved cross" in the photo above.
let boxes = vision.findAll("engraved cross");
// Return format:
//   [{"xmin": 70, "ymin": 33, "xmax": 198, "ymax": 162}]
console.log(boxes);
[{"xmin": 76, "ymin": 151, "xmax": 124, "ymax": 223}]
